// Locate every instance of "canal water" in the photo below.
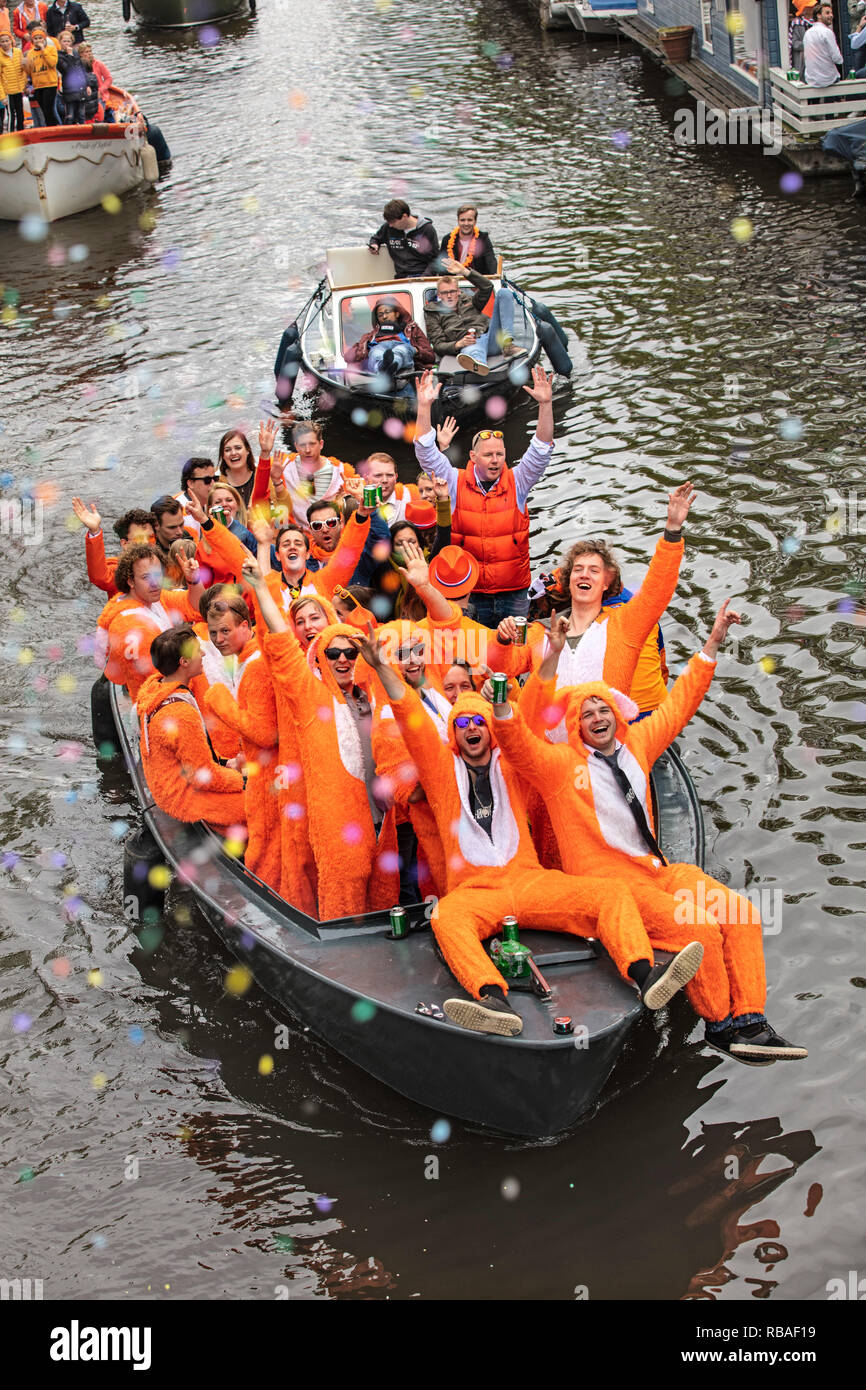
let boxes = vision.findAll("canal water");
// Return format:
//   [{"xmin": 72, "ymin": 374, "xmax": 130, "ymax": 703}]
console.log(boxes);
[{"xmin": 1, "ymin": 0, "xmax": 864, "ymax": 1301}]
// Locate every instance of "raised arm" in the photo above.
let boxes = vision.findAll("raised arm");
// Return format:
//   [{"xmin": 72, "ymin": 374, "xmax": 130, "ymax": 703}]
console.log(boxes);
[
  {"xmin": 242, "ymin": 558, "xmax": 288, "ymax": 634},
  {"xmin": 315, "ymin": 504, "xmax": 374, "ymax": 596},
  {"xmin": 393, "ymin": 538, "xmax": 451, "ymax": 623},
  {"xmin": 412, "ymin": 371, "xmax": 459, "ymax": 503},
  {"xmin": 358, "ymin": 624, "xmax": 454, "ymax": 792},
  {"xmin": 491, "ymin": 699, "xmax": 572, "ymax": 795}
]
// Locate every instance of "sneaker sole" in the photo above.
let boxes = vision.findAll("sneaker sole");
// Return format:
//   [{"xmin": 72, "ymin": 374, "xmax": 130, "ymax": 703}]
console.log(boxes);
[
  {"xmin": 643, "ymin": 941, "xmax": 704, "ymax": 1010},
  {"xmin": 456, "ymin": 355, "xmax": 490, "ymax": 376},
  {"xmin": 729, "ymin": 1042, "xmax": 808, "ymax": 1060},
  {"xmin": 443, "ymin": 997, "xmax": 523, "ymax": 1037},
  {"xmin": 704, "ymin": 1040, "xmax": 776, "ymax": 1067}
]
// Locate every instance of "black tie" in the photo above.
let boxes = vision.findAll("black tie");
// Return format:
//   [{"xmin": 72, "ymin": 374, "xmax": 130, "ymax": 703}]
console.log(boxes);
[{"xmin": 594, "ymin": 749, "xmax": 667, "ymax": 865}]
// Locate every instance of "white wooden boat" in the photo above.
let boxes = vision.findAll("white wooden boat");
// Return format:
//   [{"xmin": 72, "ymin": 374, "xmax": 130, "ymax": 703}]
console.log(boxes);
[
  {"xmin": 0, "ymin": 90, "xmax": 153, "ymax": 223},
  {"xmin": 563, "ymin": 0, "xmax": 636, "ymax": 37}
]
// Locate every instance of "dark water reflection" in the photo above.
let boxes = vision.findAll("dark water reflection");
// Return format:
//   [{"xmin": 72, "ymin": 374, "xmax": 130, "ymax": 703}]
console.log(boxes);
[{"xmin": 0, "ymin": 0, "xmax": 863, "ymax": 1301}]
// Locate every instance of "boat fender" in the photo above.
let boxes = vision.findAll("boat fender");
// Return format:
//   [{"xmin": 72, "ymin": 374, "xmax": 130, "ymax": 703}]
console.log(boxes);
[
  {"xmin": 91, "ymin": 675, "xmax": 119, "ymax": 761},
  {"xmin": 123, "ymin": 824, "xmax": 168, "ymax": 927},
  {"xmin": 536, "ymin": 319, "xmax": 573, "ymax": 377},
  {"xmin": 249, "ymin": 0, "xmax": 257, "ymax": 9},
  {"xmin": 140, "ymin": 142, "xmax": 159, "ymax": 185},
  {"xmin": 274, "ymin": 322, "xmax": 303, "ymax": 389},
  {"xmin": 528, "ymin": 295, "xmax": 569, "ymax": 350},
  {"xmin": 122, "ymin": 0, "xmax": 131, "ymax": 20}
]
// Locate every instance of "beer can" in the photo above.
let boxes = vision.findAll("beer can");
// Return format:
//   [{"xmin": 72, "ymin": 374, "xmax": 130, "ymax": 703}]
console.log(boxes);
[
  {"xmin": 490, "ymin": 672, "xmax": 508, "ymax": 703},
  {"xmin": 501, "ymin": 916, "xmax": 519, "ymax": 942},
  {"xmin": 389, "ymin": 906, "xmax": 408, "ymax": 939},
  {"xmin": 212, "ymin": 505, "xmax": 228, "ymax": 527},
  {"xmin": 363, "ymin": 484, "xmax": 379, "ymax": 508},
  {"xmin": 512, "ymin": 616, "xmax": 527, "ymax": 645},
  {"xmin": 553, "ymin": 1017, "xmax": 575, "ymax": 1036}
]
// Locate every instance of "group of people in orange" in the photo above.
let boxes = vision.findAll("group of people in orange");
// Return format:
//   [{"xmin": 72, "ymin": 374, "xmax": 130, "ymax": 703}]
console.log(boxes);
[{"xmin": 79, "ymin": 379, "xmax": 806, "ymax": 1066}]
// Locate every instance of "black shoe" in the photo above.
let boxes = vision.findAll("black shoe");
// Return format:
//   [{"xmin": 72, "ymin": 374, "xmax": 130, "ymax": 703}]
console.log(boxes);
[
  {"xmin": 456, "ymin": 352, "xmax": 490, "ymax": 376},
  {"xmin": 444, "ymin": 993, "xmax": 523, "ymax": 1037},
  {"xmin": 704, "ymin": 1025, "xmax": 775, "ymax": 1067},
  {"xmin": 640, "ymin": 941, "xmax": 704, "ymax": 1010},
  {"xmin": 381, "ymin": 348, "xmax": 395, "ymax": 371},
  {"xmin": 730, "ymin": 1021, "xmax": 807, "ymax": 1061}
]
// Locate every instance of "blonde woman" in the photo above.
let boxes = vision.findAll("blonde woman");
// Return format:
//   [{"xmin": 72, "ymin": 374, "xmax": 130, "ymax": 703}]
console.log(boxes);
[{"xmin": 206, "ymin": 481, "xmax": 258, "ymax": 556}]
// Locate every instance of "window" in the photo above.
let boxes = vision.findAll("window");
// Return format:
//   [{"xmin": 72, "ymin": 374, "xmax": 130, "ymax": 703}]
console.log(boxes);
[
  {"xmin": 726, "ymin": 0, "xmax": 760, "ymax": 81},
  {"xmin": 340, "ymin": 292, "xmax": 414, "ymax": 355},
  {"xmin": 701, "ymin": 0, "xmax": 714, "ymax": 49}
]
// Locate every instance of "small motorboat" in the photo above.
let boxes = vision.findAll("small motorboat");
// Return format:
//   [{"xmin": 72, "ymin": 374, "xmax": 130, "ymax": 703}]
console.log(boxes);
[
  {"xmin": 275, "ymin": 245, "xmax": 572, "ymax": 431},
  {"xmin": 123, "ymin": 0, "xmax": 252, "ymax": 26},
  {"xmin": 96, "ymin": 675, "xmax": 705, "ymax": 1138},
  {"xmin": 822, "ymin": 118, "xmax": 866, "ymax": 197},
  {"xmin": 563, "ymin": 0, "xmax": 636, "ymax": 37},
  {"xmin": 0, "ymin": 88, "xmax": 154, "ymax": 223}
]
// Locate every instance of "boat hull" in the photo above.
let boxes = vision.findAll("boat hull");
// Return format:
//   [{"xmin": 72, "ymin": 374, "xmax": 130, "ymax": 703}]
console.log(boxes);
[
  {"xmin": 0, "ymin": 125, "xmax": 148, "ymax": 222},
  {"xmin": 131, "ymin": 0, "xmax": 247, "ymax": 25},
  {"xmin": 104, "ymin": 680, "xmax": 704, "ymax": 1136}
]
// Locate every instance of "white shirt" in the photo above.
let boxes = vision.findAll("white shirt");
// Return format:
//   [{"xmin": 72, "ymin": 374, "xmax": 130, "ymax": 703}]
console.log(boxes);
[{"xmin": 804, "ymin": 22, "xmax": 843, "ymax": 86}]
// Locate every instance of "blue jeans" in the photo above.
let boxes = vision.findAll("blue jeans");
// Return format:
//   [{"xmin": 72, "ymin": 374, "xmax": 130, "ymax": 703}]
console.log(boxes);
[
  {"xmin": 459, "ymin": 288, "xmax": 516, "ymax": 366},
  {"xmin": 466, "ymin": 587, "xmax": 529, "ymax": 627},
  {"xmin": 366, "ymin": 339, "xmax": 416, "ymax": 397}
]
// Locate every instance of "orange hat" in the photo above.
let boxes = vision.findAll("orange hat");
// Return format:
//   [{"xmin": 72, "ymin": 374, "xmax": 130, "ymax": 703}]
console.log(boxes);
[
  {"xmin": 405, "ymin": 499, "xmax": 437, "ymax": 529},
  {"xmin": 792, "ymin": 0, "xmax": 814, "ymax": 12},
  {"xmin": 446, "ymin": 691, "xmax": 497, "ymax": 754},
  {"xmin": 427, "ymin": 545, "xmax": 480, "ymax": 600},
  {"xmin": 559, "ymin": 681, "xmax": 638, "ymax": 745}
]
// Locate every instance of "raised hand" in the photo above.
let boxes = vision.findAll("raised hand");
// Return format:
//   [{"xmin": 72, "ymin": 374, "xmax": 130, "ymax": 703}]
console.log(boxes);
[
  {"xmin": 435, "ymin": 416, "xmax": 459, "ymax": 451},
  {"xmin": 357, "ymin": 620, "xmax": 386, "ymax": 670},
  {"xmin": 393, "ymin": 537, "xmax": 430, "ymax": 590},
  {"xmin": 250, "ymin": 516, "xmax": 276, "ymax": 546},
  {"xmin": 432, "ymin": 474, "xmax": 450, "ymax": 500},
  {"xmin": 547, "ymin": 613, "xmax": 569, "ymax": 655},
  {"xmin": 259, "ymin": 417, "xmax": 278, "ymax": 458},
  {"xmin": 342, "ymin": 475, "xmax": 364, "ymax": 500},
  {"xmin": 415, "ymin": 368, "xmax": 442, "ymax": 410},
  {"xmin": 177, "ymin": 551, "xmax": 201, "ymax": 586},
  {"xmin": 666, "ymin": 481, "xmax": 697, "ymax": 531},
  {"xmin": 185, "ymin": 493, "xmax": 208, "ymax": 525},
  {"xmin": 522, "ymin": 364, "xmax": 553, "ymax": 404},
  {"xmin": 241, "ymin": 557, "xmax": 265, "ymax": 590},
  {"xmin": 71, "ymin": 496, "xmax": 101, "ymax": 533},
  {"xmin": 704, "ymin": 598, "xmax": 742, "ymax": 658}
]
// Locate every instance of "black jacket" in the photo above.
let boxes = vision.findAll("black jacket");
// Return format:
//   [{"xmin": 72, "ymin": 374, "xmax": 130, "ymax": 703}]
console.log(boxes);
[
  {"xmin": 424, "ymin": 267, "xmax": 495, "ymax": 359},
  {"xmin": 368, "ymin": 215, "xmax": 439, "ymax": 278},
  {"xmin": 441, "ymin": 227, "xmax": 498, "ymax": 276},
  {"xmin": 46, "ymin": 1, "xmax": 90, "ymax": 42}
]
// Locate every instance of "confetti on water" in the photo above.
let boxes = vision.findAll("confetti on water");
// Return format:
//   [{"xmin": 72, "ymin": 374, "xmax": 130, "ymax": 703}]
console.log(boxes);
[
  {"xmin": 68, "ymin": 244, "xmax": 89, "ymax": 264},
  {"xmin": 500, "ymin": 1176, "xmax": 521, "ymax": 1201},
  {"xmin": 274, "ymin": 1234, "xmax": 294, "ymax": 1252},
  {"xmin": 258, "ymin": 1054, "xmax": 274, "ymax": 1076},
  {"xmin": 92, "ymin": 1072, "xmax": 107, "ymax": 1090},
  {"xmin": 350, "ymin": 998, "xmax": 377, "ymax": 1023},
  {"xmin": 778, "ymin": 417, "xmax": 803, "ymax": 441},
  {"xmin": 18, "ymin": 1167, "xmax": 34, "ymax": 1183},
  {"xmin": 128, "ymin": 1026, "xmax": 144, "ymax": 1045},
  {"xmin": 3, "ymin": 852, "xmax": 20, "ymax": 870},
  {"xmin": 19, "ymin": 215, "xmax": 48, "ymax": 243},
  {"xmin": 313, "ymin": 1195, "xmax": 334, "ymax": 1213},
  {"xmin": 225, "ymin": 965, "xmax": 253, "ymax": 996},
  {"xmin": 781, "ymin": 537, "xmax": 801, "ymax": 555},
  {"xmin": 198, "ymin": 24, "xmax": 220, "ymax": 46},
  {"xmin": 780, "ymin": 171, "xmax": 803, "ymax": 195},
  {"xmin": 759, "ymin": 656, "xmax": 777, "ymax": 674},
  {"xmin": 430, "ymin": 1118, "xmax": 451, "ymax": 1143},
  {"xmin": 87, "ymin": 969, "xmax": 103, "ymax": 988},
  {"xmin": 731, "ymin": 217, "xmax": 753, "ymax": 244},
  {"xmin": 612, "ymin": 130, "xmax": 631, "ymax": 150},
  {"xmin": 91, "ymin": 1234, "xmax": 107, "ymax": 1249},
  {"xmin": 12, "ymin": 1012, "xmax": 31, "ymax": 1033},
  {"xmin": 52, "ymin": 958, "xmax": 72, "ymax": 978},
  {"xmin": 102, "ymin": 194, "xmax": 122, "ymax": 215}
]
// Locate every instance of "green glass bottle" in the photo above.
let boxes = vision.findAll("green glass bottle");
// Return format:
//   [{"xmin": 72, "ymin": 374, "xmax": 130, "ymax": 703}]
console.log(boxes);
[{"xmin": 498, "ymin": 916, "xmax": 531, "ymax": 981}]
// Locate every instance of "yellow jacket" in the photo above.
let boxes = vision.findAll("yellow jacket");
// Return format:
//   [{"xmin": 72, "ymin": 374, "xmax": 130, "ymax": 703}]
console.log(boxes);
[
  {"xmin": 0, "ymin": 46, "xmax": 27, "ymax": 96},
  {"xmin": 25, "ymin": 42, "xmax": 57, "ymax": 88}
]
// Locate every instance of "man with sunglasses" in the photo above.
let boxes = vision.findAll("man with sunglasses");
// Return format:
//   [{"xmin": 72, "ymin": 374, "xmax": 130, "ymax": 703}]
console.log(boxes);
[
  {"xmin": 414, "ymin": 365, "xmax": 554, "ymax": 628},
  {"xmin": 360, "ymin": 626, "xmax": 703, "ymax": 1037},
  {"xmin": 177, "ymin": 457, "xmax": 218, "ymax": 535}
]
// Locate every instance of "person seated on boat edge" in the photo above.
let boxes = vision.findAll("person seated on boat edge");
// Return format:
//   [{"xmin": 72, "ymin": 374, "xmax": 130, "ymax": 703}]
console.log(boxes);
[
  {"xmin": 71, "ymin": 498, "xmax": 156, "ymax": 597},
  {"xmin": 371, "ymin": 619, "xmax": 452, "ymax": 904},
  {"xmin": 492, "ymin": 608, "xmax": 808, "ymax": 1065},
  {"xmin": 493, "ymin": 550, "xmax": 671, "ymax": 721},
  {"xmin": 358, "ymin": 625, "xmax": 703, "ymax": 1037},
  {"xmin": 848, "ymin": 4, "xmax": 866, "ymax": 76},
  {"xmin": 200, "ymin": 597, "xmax": 281, "ymax": 893},
  {"xmin": 45, "ymin": 0, "xmax": 88, "ymax": 44},
  {"xmin": 102, "ymin": 543, "xmax": 204, "ymax": 700},
  {"xmin": 249, "ymin": 418, "xmax": 356, "ymax": 528},
  {"xmin": 487, "ymin": 484, "xmax": 695, "ymax": 739},
  {"xmin": 368, "ymin": 198, "xmax": 440, "ymax": 279},
  {"xmin": 248, "ymin": 493, "xmax": 375, "ymax": 616},
  {"xmin": 441, "ymin": 204, "xmax": 499, "ymax": 277},
  {"xmin": 789, "ymin": 0, "xmax": 816, "ymax": 78},
  {"xmin": 241, "ymin": 561, "xmax": 399, "ymax": 921},
  {"xmin": 344, "ymin": 297, "xmax": 435, "ymax": 396},
  {"xmin": 357, "ymin": 451, "xmax": 422, "ymax": 527},
  {"xmin": 137, "ymin": 625, "xmax": 247, "ymax": 837},
  {"xmin": 23, "ymin": 27, "xmax": 57, "ymax": 126},
  {"xmin": 55, "ymin": 29, "xmax": 86, "ymax": 123},
  {"xmin": 413, "ymin": 365, "xmax": 555, "ymax": 627},
  {"xmin": 424, "ymin": 256, "xmax": 520, "ymax": 378},
  {"xmin": 0, "ymin": 31, "xmax": 26, "ymax": 134}
]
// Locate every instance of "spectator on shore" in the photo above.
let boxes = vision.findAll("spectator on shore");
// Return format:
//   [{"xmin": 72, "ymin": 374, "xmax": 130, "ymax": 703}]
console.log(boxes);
[
  {"xmin": 789, "ymin": 0, "xmax": 816, "ymax": 77},
  {"xmin": 803, "ymin": 2, "xmax": 843, "ymax": 84}
]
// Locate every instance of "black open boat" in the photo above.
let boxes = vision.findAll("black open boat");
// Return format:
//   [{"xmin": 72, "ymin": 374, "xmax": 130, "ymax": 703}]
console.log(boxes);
[
  {"xmin": 100, "ymin": 678, "xmax": 704, "ymax": 1138},
  {"xmin": 274, "ymin": 246, "xmax": 571, "ymax": 433}
]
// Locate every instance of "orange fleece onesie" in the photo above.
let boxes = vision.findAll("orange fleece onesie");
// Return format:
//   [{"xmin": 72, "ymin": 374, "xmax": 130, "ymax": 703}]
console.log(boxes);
[
  {"xmin": 493, "ymin": 658, "xmax": 767, "ymax": 1024},
  {"xmin": 263, "ymin": 623, "xmax": 398, "ymax": 920},
  {"xmin": 387, "ymin": 687, "xmax": 657, "ymax": 1000},
  {"xmin": 204, "ymin": 644, "xmax": 280, "ymax": 893},
  {"xmin": 136, "ymin": 674, "xmax": 245, "ymax": 832},
  {"xmin": 263, "ymin": 512, "xmax": 371, "ymax": 615},
  {"xmin": 104, "ymin": 589, "xmax": 199, "ymax": 700}
]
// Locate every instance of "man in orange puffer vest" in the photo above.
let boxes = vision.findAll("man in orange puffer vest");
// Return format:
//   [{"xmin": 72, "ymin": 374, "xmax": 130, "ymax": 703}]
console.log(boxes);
[{"xmin": 413, "ymin": 365, "xmax": 555, "ymax": 628}]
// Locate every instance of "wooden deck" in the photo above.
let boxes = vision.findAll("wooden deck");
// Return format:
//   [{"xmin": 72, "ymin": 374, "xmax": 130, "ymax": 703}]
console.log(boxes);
[{"xmin": 617, "ymin": 13, "xmax": 763, "ymax": 114}]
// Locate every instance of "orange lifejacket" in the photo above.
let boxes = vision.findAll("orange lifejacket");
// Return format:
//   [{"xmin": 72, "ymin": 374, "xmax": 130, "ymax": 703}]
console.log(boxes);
[{"xmin": 451, "ymin": 467, "xmax": 530, "ymax": 594}]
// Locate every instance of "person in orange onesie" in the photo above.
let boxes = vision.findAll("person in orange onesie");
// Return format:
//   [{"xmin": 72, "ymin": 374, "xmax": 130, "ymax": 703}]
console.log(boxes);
[
  {"xmin": 72, "ymin": 498, "xmax": 157, "ymax": 597},
  {"xmin": 103, "ymin": 544, "xmax": 203, "ymax": 700},
  {"xmin": 358, "ymin": 627, "xmax": 704, "ymax": 1037},
  {"xmin": 201, "ymin": 596, "xmax": 280, "ymax": 893},
  {"xmin": 243, "ymin": 562, "xmax": 398, "ymax": 921},
  {"xmin": 137, "ymin": 626, "xmax": 246, "ymax": 834},
  {"xmin": 492, "ymin": 603, "xmax": 808, "ymax": 1065},
  {"xmin": 249, "ymin": 501, "xmax": 373, "ymax": 616},
  {"xmin": 483, "ymin": 481, "xmax": 697, "ymax": 735}
]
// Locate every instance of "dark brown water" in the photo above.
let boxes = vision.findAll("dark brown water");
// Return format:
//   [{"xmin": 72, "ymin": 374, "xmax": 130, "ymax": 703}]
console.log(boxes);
[{"xmin": 1, "ymin": 0, "xmax": 864, "ymax": 1301}]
